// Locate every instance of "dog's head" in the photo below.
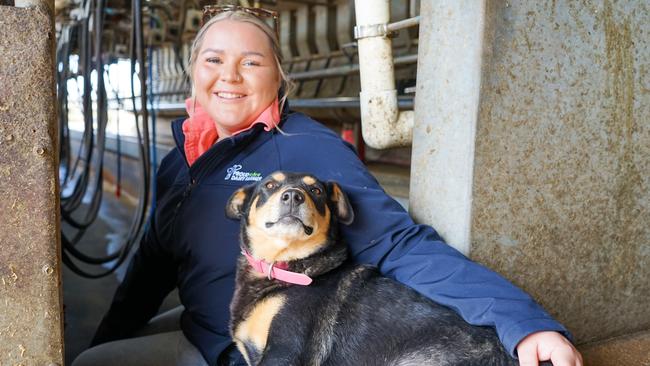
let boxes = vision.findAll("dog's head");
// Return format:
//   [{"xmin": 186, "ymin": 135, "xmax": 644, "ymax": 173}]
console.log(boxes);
[{"xmin": 226, "ymin": 171, "xmax": 354, "ymax": 263}]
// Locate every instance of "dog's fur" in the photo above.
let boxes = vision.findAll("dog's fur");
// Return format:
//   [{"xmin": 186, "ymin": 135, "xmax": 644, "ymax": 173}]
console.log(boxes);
[{"xmin": 226, "ymin": 172, "xmax": 525, "ymax": 366}]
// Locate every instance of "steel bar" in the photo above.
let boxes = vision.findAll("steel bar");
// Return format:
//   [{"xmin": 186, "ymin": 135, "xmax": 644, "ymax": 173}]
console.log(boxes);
[
  {"xmin": 387, "ymin": 15, "xmax": 420, "ymax": 32},
  {"xmin": 0, "ymin": 3, "xmax": 64, "ymax": 365},
  {"xmin": 289, "ymin": 54, "xmax": 417, "ymax": 81}
]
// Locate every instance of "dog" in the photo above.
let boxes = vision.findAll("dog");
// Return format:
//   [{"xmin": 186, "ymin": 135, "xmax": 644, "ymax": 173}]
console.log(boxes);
[{"xmin": 225, "ymin": 171, "xmax": 532, "ymax": 366}]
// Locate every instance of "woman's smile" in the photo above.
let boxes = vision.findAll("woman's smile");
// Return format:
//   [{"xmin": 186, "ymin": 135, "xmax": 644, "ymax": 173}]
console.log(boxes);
[{"xmin": 215, "ymin": 91, "xmax": 246, "ymax": 100}]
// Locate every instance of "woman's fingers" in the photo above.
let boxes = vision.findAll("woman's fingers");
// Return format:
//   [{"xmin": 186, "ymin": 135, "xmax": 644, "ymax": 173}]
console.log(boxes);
[
  {"xmin": 517, "ymin": 340, "xmax": 540, "ymax": 366},
  {"xmin": 550, "ymin": 344, "xmax": 583, "ymax": 366},
  {"xmin": 517, "ymin": 331, "xmax": 583, "ymax": 366}
]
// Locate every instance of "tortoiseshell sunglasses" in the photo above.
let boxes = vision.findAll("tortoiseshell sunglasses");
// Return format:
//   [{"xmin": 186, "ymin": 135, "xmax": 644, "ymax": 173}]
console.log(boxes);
[{"xmin": 202, "ymin": 4, "xmax": 279, "ymax": 39}]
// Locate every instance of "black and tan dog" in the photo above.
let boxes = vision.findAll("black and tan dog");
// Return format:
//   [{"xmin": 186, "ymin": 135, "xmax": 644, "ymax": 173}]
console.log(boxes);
[{"xmin": 226, "ymin": 171, "xmax": 525, "ymax": 366}]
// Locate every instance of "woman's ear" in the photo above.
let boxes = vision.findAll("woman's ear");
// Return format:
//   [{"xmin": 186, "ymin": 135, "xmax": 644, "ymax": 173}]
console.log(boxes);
[
  {"xmin": 326, "ymin": 181, "xmax": 354, "ymax": 225},
  {"xmin": 225, "ymin": 184, "xmax": 256, "ymax": 220}
]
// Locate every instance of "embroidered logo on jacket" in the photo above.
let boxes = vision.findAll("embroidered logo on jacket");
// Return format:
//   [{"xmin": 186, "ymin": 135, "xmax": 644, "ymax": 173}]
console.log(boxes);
[{"xmin": 225, "ymin": 165, "xmax": 262, "ymax": 181}]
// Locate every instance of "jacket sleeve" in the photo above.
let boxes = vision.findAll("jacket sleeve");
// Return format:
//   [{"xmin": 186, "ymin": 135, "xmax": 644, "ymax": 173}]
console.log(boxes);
[{"xmin": 278, "ymin": 129, "xmax": 570, "ymax": 357}]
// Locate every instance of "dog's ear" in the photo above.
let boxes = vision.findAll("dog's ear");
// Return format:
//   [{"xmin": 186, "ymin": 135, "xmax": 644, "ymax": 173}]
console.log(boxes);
[
  {"xmin": 225, "ymin": 184, "xmax": 256, "ymax": 220},
  {"xmin": 326, "ymin": 181, "xmax": 354, "ymax": 225}
]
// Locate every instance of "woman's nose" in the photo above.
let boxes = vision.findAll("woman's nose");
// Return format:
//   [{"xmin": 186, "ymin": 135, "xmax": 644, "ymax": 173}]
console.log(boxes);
[{"xmin": 220, "ymin": 63, "xmax": 241, "ymax": 83}]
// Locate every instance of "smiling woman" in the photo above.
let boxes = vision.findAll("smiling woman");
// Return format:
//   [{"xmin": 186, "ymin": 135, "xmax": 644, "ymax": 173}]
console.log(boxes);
[
  {"xmin": 187, "ymin": 9, "xmax": 292, "ymax": 141},
  {"xmin": 191, "ymin": 20, "xmax": 280, "ymax": 138},
  {"xmin": 72, "ymin": 6, "xmax": 581, "ymax": 366}
]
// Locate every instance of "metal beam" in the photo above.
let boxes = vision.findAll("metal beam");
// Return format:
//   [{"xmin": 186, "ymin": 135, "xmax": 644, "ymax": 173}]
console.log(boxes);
[{"xmin": 0, "ymin": 2, "xmax": 64, "ymax": 365}]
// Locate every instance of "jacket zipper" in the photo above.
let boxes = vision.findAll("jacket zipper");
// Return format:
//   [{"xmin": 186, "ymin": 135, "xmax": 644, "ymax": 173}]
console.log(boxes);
[
  {"xmin": 174, "ymin": 177, "xmax": 196, "ymax": 213},
  {"xmin": 170, "ymin": 176, "xmax": 196, "ymax": 243}
]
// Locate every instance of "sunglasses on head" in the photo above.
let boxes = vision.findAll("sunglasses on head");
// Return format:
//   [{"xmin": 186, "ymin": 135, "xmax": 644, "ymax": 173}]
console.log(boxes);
[{"xmin": 202, "ymin": 4, "xmax": 279, "ymax": 38}]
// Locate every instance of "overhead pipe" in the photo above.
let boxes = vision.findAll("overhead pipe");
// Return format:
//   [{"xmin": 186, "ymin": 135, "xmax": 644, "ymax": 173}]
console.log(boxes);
[
  {"xmin": 289, "ymin": 54, "xmax": 417, "ymax": 81},
  {"xmin": 387, "ymin": 15, "xmax": 421, "ymax": 32},
  {"xmin": 353, "ymin": 0, "xmax": 418, "ymax": 149}
]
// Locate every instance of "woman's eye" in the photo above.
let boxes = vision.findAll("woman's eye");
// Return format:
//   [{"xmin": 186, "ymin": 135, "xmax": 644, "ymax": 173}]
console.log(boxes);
[
  {"xmin": 265, "ymin": 182, "xmax": 276, "ymax": 189},
  {"xmin": 243, "ymin": 60, "xmax": 260, "ymax": 67},
  {"xmin": 310, "ymin": 187, "xmax": 322, "ymax": 195},
  {"xmin": 207, "ymin": 57, "xmax": 221, "ymax": 64}
]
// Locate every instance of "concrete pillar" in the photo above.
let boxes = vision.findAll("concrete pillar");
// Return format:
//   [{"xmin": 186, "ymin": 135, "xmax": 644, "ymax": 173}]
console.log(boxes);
[
  {"xmin": 0, "ymin": 1, "xmax": 64, "ymax": 365},
  {"xmin": 409, "ymin": 0, "xmax": 486, "ymax": 255},
  {"xmin": 409, "ymin": 0, "xmax": 649, "ymax": 344}
]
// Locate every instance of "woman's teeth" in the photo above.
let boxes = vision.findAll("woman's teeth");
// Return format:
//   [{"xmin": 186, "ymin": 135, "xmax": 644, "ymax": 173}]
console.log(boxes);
[{"xmin": 217, "ymin": 92, "xmax": 245, "ymax": 99}]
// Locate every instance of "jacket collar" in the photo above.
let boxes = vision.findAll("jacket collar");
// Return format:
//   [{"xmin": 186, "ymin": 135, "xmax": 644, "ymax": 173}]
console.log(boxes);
[{"xmin": 181, "ymin": 97, "xmax": 281, "ymax": 167}]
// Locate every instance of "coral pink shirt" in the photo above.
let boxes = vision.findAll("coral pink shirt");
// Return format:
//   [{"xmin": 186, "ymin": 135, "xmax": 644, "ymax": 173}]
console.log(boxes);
[{"xmin": 182, "ymin": 97, "xmax": 280, "ymax": 166}]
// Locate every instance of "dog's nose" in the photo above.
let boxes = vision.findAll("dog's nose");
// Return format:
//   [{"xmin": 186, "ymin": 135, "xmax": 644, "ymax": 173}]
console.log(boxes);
[{"xmin": 281, "ymin": 189, "xmax": 304, "ymax": 206}]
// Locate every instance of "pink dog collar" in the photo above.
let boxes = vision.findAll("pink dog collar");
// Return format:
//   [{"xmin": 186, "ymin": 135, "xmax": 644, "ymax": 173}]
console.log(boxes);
[{"xmin": 242, "ymin": 249, "xmax": 313, "ymax": 286}]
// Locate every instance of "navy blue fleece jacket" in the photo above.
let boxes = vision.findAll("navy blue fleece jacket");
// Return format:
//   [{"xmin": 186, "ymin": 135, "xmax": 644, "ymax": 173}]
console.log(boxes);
[{"xmin": 92, "ymin": 110, "xmax": 569, "ymax": 365}]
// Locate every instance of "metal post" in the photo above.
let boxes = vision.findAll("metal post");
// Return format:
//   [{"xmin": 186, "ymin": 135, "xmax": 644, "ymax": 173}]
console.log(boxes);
[{"xmin": 0, "ymin": 0, "xmax": 64, "ymax": 364}]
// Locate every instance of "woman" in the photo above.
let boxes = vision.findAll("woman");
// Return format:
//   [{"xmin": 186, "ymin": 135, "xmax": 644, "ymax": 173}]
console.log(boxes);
[{"xmin": 73, "ymin": 7, "xmax": 582, "ymax": 366}]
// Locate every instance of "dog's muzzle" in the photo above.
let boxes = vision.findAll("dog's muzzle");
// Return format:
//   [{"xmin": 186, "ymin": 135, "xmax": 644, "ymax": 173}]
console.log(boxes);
[
  {"xmin": 280, "ymin": 189, "xmax": 304, "ymax": 210},
  {"xmin": 264, "ymin": 189, "xmax": 314, "ymax": 235}
]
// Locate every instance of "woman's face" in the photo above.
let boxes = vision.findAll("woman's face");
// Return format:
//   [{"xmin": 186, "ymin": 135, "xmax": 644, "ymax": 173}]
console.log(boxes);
[{"xmin": 193, "ymin": 20, "xmax": 280, "ymax": 138}]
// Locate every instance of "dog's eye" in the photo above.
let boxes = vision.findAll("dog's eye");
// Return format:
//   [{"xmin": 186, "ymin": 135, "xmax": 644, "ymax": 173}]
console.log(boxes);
[
  {"xmin": 310, "ymin": 187, "xmax": 322, "ymax": 195},
  {"xmin": 265, "ymin": 182, "xmax": 277, "ymax": 189}
]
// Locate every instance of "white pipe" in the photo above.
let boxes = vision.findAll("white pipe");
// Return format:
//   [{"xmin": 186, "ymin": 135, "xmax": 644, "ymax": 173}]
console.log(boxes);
[
  {"xmin": 387, "ymin": 16, "xmax": 420, "ymax": 32},
  {"xmin": 354, "ymin": 0, "xmax": 414, "ymax": 149},
  {"xmin": 289, "ymin": 54, "xmax": 417, "ymax": 81}
]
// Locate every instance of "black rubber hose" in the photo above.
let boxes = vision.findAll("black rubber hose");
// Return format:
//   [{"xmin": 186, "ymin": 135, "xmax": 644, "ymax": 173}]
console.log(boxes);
[
  {"xmin": 62, "ymin": 229, "xmax": 144, "ymax": 278},
  {"xmin": 61, "ymin": 0, "xmax": 95, "ymax": 210},
  {"xmin": 61, "ymin": 0, "xmax": 152, "ymax": 277},
  {"xmin": 61, "ymin": 0, "xmax": 108, "ymax": 230}
]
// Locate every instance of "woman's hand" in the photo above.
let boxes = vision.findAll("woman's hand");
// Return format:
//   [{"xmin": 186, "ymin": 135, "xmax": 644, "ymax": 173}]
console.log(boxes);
[{"xmin": 516, "ymin": 331, "xmax": 583, "ymax": 366}]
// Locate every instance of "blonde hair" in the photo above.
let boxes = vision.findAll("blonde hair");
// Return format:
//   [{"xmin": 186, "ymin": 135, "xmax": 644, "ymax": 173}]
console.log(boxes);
[{"xmin": 187, "ymin": 10, "xmax": 294, "ymax": 114}]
